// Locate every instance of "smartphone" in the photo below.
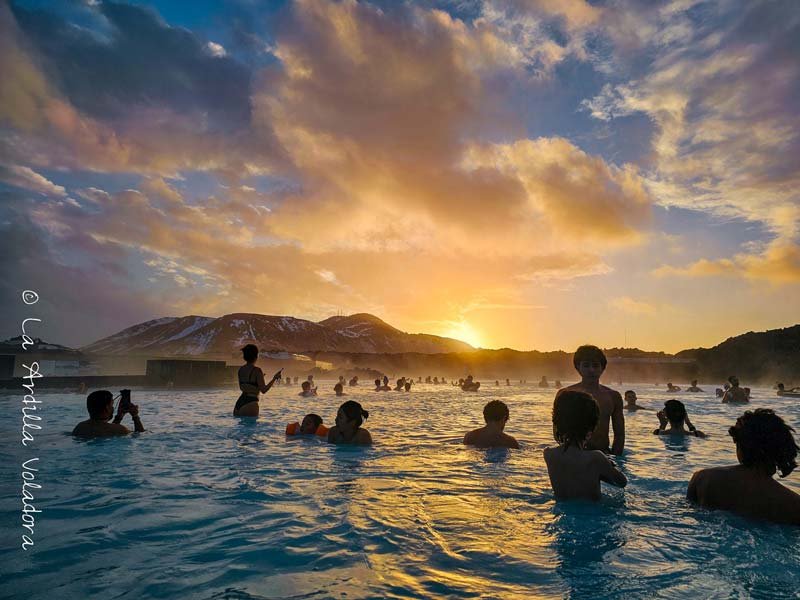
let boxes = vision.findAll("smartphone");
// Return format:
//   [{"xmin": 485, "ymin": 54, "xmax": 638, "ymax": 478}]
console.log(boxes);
[{"xmin": 120, "ymin": 389, "xmax": 132, "ymax": 412}]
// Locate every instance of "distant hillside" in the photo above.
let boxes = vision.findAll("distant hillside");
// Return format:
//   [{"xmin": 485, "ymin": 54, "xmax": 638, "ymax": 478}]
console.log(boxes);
[
  {"xmin": 0, "ymin": 336, "xmax": 79, "ymax": 354},
  {"xmin": 676, "ymin": 325, "xmax": 800, "ymax": 383},
  {"xmin": 81, "ymin": 313, "xmax": 475, "ymax": 357}
]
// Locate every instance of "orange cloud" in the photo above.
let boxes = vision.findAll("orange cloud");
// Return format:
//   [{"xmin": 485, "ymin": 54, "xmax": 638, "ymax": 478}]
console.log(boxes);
[{"xmin": 654, "ymin": 241, "xmax": 800, "ymax": 285}]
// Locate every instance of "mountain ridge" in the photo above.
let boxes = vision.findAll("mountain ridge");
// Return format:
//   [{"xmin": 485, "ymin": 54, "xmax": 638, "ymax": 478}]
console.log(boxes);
[{"xmin": 79, "ymin": 312, "xmax": 476, "ymax": 356}]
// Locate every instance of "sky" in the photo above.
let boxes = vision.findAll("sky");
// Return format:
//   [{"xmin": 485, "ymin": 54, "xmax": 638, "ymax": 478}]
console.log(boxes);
[{"xmin": 1, "ymin": 0, "xmax": 798, "ymax": 353}]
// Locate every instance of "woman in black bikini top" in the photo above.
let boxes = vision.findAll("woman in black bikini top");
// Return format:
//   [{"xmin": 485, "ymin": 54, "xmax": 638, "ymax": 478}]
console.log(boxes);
[{"xmin": 234, "ymin": 344, "xmax": 282, "ymax": 417}]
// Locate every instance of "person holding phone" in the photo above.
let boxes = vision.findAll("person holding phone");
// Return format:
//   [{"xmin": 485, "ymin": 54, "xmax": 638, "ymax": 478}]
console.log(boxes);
[
  {"xmin": 72, "ymin": 389, "xmax": 145, "ymax": 437},
  {"xmin": 234, "ymin": 344, "xmax": 283, "ymax": 417}
]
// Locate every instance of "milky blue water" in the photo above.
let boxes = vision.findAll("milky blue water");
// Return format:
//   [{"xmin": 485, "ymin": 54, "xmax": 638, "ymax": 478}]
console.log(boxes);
[{"xmin": 2, "ymin": 382, "xmax": 800, "ymax": 599}]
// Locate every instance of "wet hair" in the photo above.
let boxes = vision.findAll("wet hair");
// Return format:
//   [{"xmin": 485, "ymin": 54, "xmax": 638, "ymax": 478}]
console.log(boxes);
[
  {"xmin": 483, "ymin": 400, "xmax": 509, "ymax": 423},
  {"xmin": 301, "ymin": 381, "xmax": 311, "ymax": 391},
  {"xmin": 241, "ymin": 344, "xmax": 259, "ymax": 362},
  {"xmin": 663, "ymin": 399, "xmax": 687, "ymax": 426},
  {"xmin": 624, "ymin": 390, "xmax": 636, "ymax": 398},
  {"xmin": 552, "ymin": 391, "xmax": 599, "ymax": 448},
  {"xmin": 87, "ymin": 390, "xmax": 113, "ymax": 418},
  {"xmin": 375, "ymin": 379, "xmax": 381, "ymax": 387},
  {"xmin": 729, "ymin": 409, "xmax": 799, "ymax": 477},
  {"xmin": 303, "ymin": 413, "xmax": 323, "ymax": 430},
  {"xmin": 339, "ymin": 400, "xmax": 369, "ymax": 428},
  {"xmin": 728, "ymin": 375, "xmax": 738, "ymax": 385},
  {"xmin": 573, "ymin": 345, "xmax": 607, "ymax": 370}
]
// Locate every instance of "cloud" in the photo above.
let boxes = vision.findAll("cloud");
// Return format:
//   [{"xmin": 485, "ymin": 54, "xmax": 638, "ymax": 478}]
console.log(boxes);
[
  {"xmin": 583, "ymin": 0, "xmax": 800, "ymax": 242},
  {"xmin": 0, "ymin": 164, "xmax": 66, "ymax": 196},
  {"xmin": 609, "ymin": 296, "xmax": 657, "ymax": 316},
  {"xmin": 653, "ymin": 241, "xmax": 800, "ymax": 285}
]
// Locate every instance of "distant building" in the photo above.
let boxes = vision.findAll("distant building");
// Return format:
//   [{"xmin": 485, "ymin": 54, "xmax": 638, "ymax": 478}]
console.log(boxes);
[{"xmin": 146, "ymin": 359, "xmax": 229, "ymax": 387}]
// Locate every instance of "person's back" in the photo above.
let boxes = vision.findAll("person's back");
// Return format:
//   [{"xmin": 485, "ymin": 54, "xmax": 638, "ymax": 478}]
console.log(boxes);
[
  {"xmin": 463, "ymin": 400, "xmax": 519, "ymax": 449},
  {"xmin": 72, "ymin": 418, "xmax": 129, "ymax": 438},
  {"xmin": 688, "ymin": 408, "xmax": 800, "ymax": 525},
  {"xmin": 544, "ymin": 390, "xmax": 626, "ymax": 501},
  {"xmin": 557, "ymin": 345, "xmax": 624, "ymax": 454}
]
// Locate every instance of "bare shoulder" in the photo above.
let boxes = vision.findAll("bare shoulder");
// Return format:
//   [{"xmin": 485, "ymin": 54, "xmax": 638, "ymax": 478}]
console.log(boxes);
[
  {"xmin": 503, "ymin": 433, "xmax": 520, "ymax": 449},
  {"xmin": 600, "ymin": 384, "xmax": 623, "ymax": 400},
  {"xmin": 543, "ymin": 446, "xmax": 558, "ymax": 463},
  {"xmin": 463, "ymin": 428, "xmax": 480, "ymax": 444},
  {"xmin": 357, "ymin": 428, "xmax": 373, "ymax": 445}
]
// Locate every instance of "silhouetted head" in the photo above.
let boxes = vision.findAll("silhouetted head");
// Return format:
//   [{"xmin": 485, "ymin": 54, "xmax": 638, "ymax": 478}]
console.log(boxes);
[
  {"xmin": 729, "ymin": 409, "xmax": 798, "ymax": 477},
  {"xmin": 87, "ymin": 390, "xmax": 114, "ymax": 419},
  {"xmin": 663, "ymin": 399, "xmax": 687, "ymax": 426},
  {"xmin": 241, "ymin": 344, "xmax": 259, "ymax": 362},
  {"xmin": 552, "ymin": 391, "xmax": 599, "ymax": 448},
  {"xmin": 483, "ymin": 400, "xmax": 509, "ymax": 424},
  {"xmin": 624, "ymin": 390, "xmax": 637, "ymax": 404},
  {"xmin": 404, "ymin": 382, "xmax": 411, "ymax": 391},
  {"xmin": 777, "ymin": 383, "xmax": 785, "ymax": 391},
  {"xmin": 691, "ymin": 380, "xmax": 698, "ymax": 386},
  {"xmin": 301, "ymin": 381, "xmax": 311, "ymax": 391},
  {"xmin": 573, "ymin": 345, "xmax": 607, "ymax": 377},
  {"xmin": 375, "ymin": 378, "xmax": 381, "ymax": 387},
  {"xmin": 337, "ymin": 400, "xmax": 369, "ymax": 429},
  {"xmin": 728, "ymin": 375, "xmax": 739, "ymax": 386},
  {"xmin": 334, "ymin": 382, "xmax": 344, "ymax": 395},
  {"xmin": 383, "ymin": 375, "xmax": 389, "ymax": 384},
  {"xmin": 300, "ymin": 413, "xmax": 323, "ymax": 434}
]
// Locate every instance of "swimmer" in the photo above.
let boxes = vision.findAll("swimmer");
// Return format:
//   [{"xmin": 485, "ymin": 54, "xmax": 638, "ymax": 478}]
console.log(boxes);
[
  {"xmin": 654, "ymin": 400, "xmax": 705, "ymax": 437},
  {"xmin": 404, "ymin": 381, "xmax": 412, "ymax": 392},
  {"xmin": 298, "ymin": 380, "xmax": 317, "ymax": 398},
  {"xmin": 543, "ymin": 390, "xmax": 627, "ymax": 501},
  {"xmin": 349, "ymin": 375, "xmax": 359, "ymax": 386},
  {"xmin": 506, "ymin": 379, "xmax": 511, "ymax": 386},
  {"xmin": 666, "ymin": 382, "xmax": 681, "ymax": 393},
  {"xmin": 461, "ymin": 375, "xmax": 480, "ymax": 392},
  {"xmin": 539, "ymin": 376, "xmax": 549, "ymax": 388},
  {"xmin": 72, "ymin": 390, "xmax": 145, "ymax": 437},
  {"xmin": 686, "ymin": 379, "xmax": 704, "ymax": 393},
  {"xmin": 722, "ymin": 376, "xmax": 748, "ymax": 403},
  {"xmin": 688, "ymin": 409, "xmax": 800, "ymax": 525},
  {"xmin": 716, "ymin": 388, "xmax": 724, "ymax": 397},
  {"xmin": 495, "ymin": 380, "xmax": 500, "ymax": 386},
  {"xmin": 334, "ymin": 382, "xmax": 346, "ymax": 397},
  {"xmin": 554, "ymin": 380, "xmax": 562, "ymax": 388},
  {"xmin": 234, "ymin": 344, "xmax": 282, "ymax": 417},
  {"xmin": 555, "ymin": 345, "xmax": 625, "ymax": 455},
  {"xmin": 328, "ymin": 400, "xmax": 372, "ymax": 445},
  {"xmin": 463, "ymin": 400, "xmax": 519, "ymax": 449},
  {"xmin": 286, "ymin": 413, "xmax": 329, "ymax": 436},
  {"xmin": 624, "ymin": 390, "xmax": 648, "ymax": 411},
  {"xmin": 394, "ymin": 377, "xmax": 405, "ymax": 391}
]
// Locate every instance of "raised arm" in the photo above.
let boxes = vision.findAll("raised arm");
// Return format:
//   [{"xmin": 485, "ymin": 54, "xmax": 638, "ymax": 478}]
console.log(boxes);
[
  {"xmin": 610, "ymin": 391, "xmax": 625, "ymax": 455},
  {"xmin": 258, "ymin": 368, "xmax": 282, "ymax": 394},
  {"xmin": 129, "ymin": 403, "xmax": 145, "ymax": 432}
]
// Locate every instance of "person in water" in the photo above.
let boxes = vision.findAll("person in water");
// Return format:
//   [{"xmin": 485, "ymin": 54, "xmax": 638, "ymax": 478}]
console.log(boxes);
[
  {"xmin": 688, "ymin": 409, "xmax": 800, "ymax": 525},
  {"xmin": 624, "ymin": 390, "xmax": 648, "ymax": 411},
  {"xmin": 461, "ymin": 375, "xmax": 480, "ymax": 391},
  {"xmin": 722, "ymin": 376, "xmax": 748, "ymax": 403},
  {"xmin": 334, "ymin": 382, "xmax": 346, "ymax": 397},
  {"xmin": 654, "ymin": 399, "xmax": 705, "ymax": 437},
  {"xmin": 463, "ymin": 400, "xmax": 520, "ymax": 449},
  {"xmin": 554, "ymin": 380, "xmax": 562, "ymax": 388},
  {"xmin": 539, "ymin": 376, "xmax": 549, "ymax": 388},
  {"xmin": 555, "ymin": 345, "xmax": 625, "ymax": 455},
  {"xmin": 73, "ymin": 390, "xmax": 145, "ymax": 437},
  {"xmin": 286, "ymin": 413, "xmax": 329, "ymax": 437},
  {"xmin": 299, "ymin": 381, "xmax": 317, "ymax": 397},
  {"xmin": 666, "ymin": 382, "xmax": 681, "ymax": 392},
  {"xmin": 349, "ymin": 375, "xmax": 359, "ymax": 386},
  {"xmin": 234, "ymin": 344, "xmax": 282, "ymax": 417},
  {"xmin": 544, "ymin": 390, "xmax": 627, "ymax": 501},
  {"xmin": 375, "ymin": 378, "xmax": 390, "ymax": 391},
  {"xmin": 686, "ymin": 379, "xmax": 704, "ymax": 393},
  {"xmin": 404, "ymin": 381, "xmax": 412, "ymax": 392},
  {"xmin": 328, "ymin": 400, "xmax": 372, "ymax": 445}
]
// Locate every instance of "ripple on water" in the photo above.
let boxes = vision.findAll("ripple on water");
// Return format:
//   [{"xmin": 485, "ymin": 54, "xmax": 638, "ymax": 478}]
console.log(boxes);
[{"xmin": 1, "ymin": 384, "xmax": 799, "ymax": 599}]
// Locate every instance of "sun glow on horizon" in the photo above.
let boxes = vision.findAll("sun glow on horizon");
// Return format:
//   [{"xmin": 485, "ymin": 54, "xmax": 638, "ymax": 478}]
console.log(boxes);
[{"xmin": 441, "ymin": 320, "xmax": 483, "ymax": 349}]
